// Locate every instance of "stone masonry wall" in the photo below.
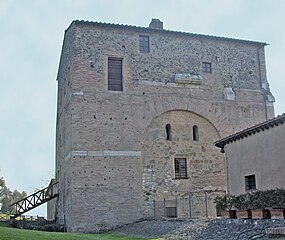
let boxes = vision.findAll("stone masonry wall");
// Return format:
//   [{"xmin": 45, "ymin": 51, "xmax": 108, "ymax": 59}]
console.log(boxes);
[
  {"xmin": 141, "ymin": 110, "xmax": 225, "ymax": 217},
  {"xmin": 53, "ymin": 20, "xmax": 275, "ymax": 232},
  {"xmin": 53, "ymin": 22, "xmax": 76, "ymax": 225},
  {"xmin": 68, "ymin": 155, "xmax": 142, "ymax": 232}
]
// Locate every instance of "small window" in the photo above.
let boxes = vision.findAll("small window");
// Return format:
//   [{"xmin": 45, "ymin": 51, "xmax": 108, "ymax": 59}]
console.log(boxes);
[
  {"xmin": 166, "ymin": 124, "xmax": 172, "ymax": 141},
  {"xmin": 165, "ymin": 207, "xmax": 177, "ymax": 218},
  {"xmin": 193, "ymin": 125, "xmax": 199, "ymax": 141},
  {"xmin": 174, "ymin": 158, "xmax": 187, "ymax": 179},
  {"xmin": 139, "ymin": 35, "xmax": 150, "ymax": 53},
  {"xmin": 245, "ymin": 175, "xmax": 256, "ymax": 191},
  {"xmin": 108, "ymin": 58, "xmax": 123, "ymax": 91},
  {"xmin": 202, "ymin": 62, "xmax": 212, "ymax": 73}
]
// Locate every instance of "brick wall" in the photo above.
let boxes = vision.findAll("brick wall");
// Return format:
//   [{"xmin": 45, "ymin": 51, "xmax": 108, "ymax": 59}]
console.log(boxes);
[{"xmin": 51, "ymin": 20, "xmax": 275, "ymax": 232}]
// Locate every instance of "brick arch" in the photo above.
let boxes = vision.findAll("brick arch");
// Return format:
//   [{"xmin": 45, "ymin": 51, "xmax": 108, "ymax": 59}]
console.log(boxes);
[
  {"xmin": 142, "ymin": 95, "xmax": 228, "ymax": 138},
  {"xmin": 143, "ymin": 108, "xmax": 222, "ymax": 140}
]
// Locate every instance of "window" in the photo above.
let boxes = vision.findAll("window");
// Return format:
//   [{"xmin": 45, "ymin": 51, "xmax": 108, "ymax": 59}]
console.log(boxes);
[
  {"xmin": 245, "ymin": 175, "xmax": 256, "ymax": 191},
  {"xmin": 108, "ymin": 58, "xmax": 123, "ymax": 91},
  {"xmin": 202, "ymin": 62, "xmax": 212, "ymax": 73},
  {"xmin": 139, "ymin": 35, "xmax": 150, "ymax": 53},
  {"xmin": 166, "ymin": 124, "xmax": 172, "ymax": 141},
  {"xmin": 193, "ymin": 125, "xmax": 199, "ymax": 141},
  {"xmin": 165, "ymin": 207, "xmax": 177, "ymax": 218},
  {"xmin": 174, "ymin": 158, "xmax": 187, "ymax": 179}
]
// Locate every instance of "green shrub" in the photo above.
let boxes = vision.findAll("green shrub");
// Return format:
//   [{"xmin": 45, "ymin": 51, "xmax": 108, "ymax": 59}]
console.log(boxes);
[
  {"xmin": 214, "ymin": 194, "xmax": 234, "ymax": 211},
  {"xmin": 214, "ymin": 188, "xmax": 285, "ymax": 211},
  {"xmin": 232, "ymin": 193, "xmax": 251, "ymax": 210}
]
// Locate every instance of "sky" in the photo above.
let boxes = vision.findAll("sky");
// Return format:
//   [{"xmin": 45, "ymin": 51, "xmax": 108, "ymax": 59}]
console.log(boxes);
[{"xmin": 0, "ymin": 0, "xmax": 284, "ymax": 216}]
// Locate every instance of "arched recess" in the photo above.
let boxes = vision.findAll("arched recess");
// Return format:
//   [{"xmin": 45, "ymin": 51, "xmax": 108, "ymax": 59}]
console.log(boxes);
[{"xmin": 141, "ymin": 109, "xmax": 225, "ymax": 215}]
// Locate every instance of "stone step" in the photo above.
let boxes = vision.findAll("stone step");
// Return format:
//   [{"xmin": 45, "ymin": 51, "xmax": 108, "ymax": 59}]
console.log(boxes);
[{"xmin": 266, "ymin": 226, "xmax": 285, "ymax": 239}]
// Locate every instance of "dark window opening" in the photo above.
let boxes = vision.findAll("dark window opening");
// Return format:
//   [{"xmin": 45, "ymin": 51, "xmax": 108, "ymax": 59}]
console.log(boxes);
[
  {"xmin": 193, "ymin": 125, "xmax": 199, "ymax": 141},
  {"xmin": 245, "ymin": 175, "xmax": 256, "ymax": 191},
  {"xmin": 166, "ymin": 124, "xmax": 172, "ymax": 141},
  {"xmin": 108, "ymin": 58, "xmax": 122, "ymax": 91},
  {"xmin": 165, "ymin": 207, "xmax": 177, "ymax": 218},
  {"xmin": 202, "ymin": 62, "xmax": 212, "ymax": 73},
  {"xmin": 174, "ymin": 158, "xmax": 187, "ymax": 179},
  {"xmin": 139, "ymin": 35, "xmax": 150, "ymax": 53}
]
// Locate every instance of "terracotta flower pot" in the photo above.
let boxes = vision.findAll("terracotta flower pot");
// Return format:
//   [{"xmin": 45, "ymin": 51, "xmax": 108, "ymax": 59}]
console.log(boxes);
[
  {"xmin": 270, "ymin": 209, "xmax": 285, "ymax": 219},
  {"xmin": 220, "ymin": 210, "xmax": 237, "ymax": 218},
  {"xmin": 251, "ymin": 209, "xmax": 271, "ymax": 219},
  {"xmin": 236, "ymin": 210, "xmax": 252, "ymax": 219}
]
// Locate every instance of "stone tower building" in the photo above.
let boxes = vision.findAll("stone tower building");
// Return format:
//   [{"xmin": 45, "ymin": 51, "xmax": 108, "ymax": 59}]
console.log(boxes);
[{"xmin": 50, "ymin": 19, "xmax": 275, "ymax": 232}]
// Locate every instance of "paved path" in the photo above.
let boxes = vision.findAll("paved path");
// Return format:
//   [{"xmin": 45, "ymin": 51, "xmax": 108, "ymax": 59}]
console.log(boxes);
[{"xmin": 112, "ymin": 218, "xmax": 285, "ymax": 239}]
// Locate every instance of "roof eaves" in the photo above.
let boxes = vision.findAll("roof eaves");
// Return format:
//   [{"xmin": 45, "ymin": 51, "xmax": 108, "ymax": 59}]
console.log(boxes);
[
  {"xmin": 72, "ymin": 20, "xmax": 268, "ymax": 46},
  {"xmin": 215, "ymin": 113, "xmax": 285, "ymax": 148}
]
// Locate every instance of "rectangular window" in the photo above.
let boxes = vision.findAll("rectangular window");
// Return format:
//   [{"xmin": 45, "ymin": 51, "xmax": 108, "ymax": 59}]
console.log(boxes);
[
  {"xmin": 139, "ymin": 35, "xmax": 150, "ymax": 53},
  {"xmin": 174, "ymin": 158, "xmax": 187, "ymax": 179},
  {"xmin": 202, "ymin": 62, "xmax": 212, "ymax": 73},
  {"xmin": 245, "ymin": 174, "xmax": 256, "ymax": 191},
  {"xmin": 108, "ymin": 58, "xmax": 122, "ymax": 91},
  {"xmin": 165, "ymin": 207, "xmax": 177, "ymax": 218}
]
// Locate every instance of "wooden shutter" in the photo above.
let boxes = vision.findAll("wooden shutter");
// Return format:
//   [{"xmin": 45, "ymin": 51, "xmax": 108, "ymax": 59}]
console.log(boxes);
[{"xmin": 108, "ymin": 58, "xmax": 122, "ymax": 91}]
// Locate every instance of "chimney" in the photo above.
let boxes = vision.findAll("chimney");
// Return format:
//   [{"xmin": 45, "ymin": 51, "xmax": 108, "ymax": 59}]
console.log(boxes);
[{"xmin": 149, "ymin": 18, "xmax": 163, "ymax": 30}]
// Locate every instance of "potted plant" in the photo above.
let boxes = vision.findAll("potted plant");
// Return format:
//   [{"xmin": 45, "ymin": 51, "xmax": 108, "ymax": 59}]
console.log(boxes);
[
  {"xmin": 232, "ymin": 193, "xmax": 252, "ymax": 219},
  {"xmin": 267, "ymin": 189, "xmax": 285, "ymax": 219},
  {"xmin": 249, "ymin": 190, "xmax": 271, "ymax": 219},
  {"xmin": 214, "ymin": 194, "xmax": 236, "ymax": 218}
]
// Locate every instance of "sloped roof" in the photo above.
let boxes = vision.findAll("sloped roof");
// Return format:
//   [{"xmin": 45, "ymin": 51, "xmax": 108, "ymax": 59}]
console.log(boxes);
[
  {"xmin": 69, "ymin": 20, "xmax": 268, "ymax": 46},
  {"xmin": 215, "ymin": 114, "xmax": 285, "ymax": 149}
]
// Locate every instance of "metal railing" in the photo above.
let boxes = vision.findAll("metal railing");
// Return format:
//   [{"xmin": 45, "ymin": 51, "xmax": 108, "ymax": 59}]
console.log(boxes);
[
  {"xmin": 9, "ymin": 181, "xmax": 58, "ymax": 219},
  {"xmin": 151, "ymin": 190, "xmax": 226, "ymax": 219}
]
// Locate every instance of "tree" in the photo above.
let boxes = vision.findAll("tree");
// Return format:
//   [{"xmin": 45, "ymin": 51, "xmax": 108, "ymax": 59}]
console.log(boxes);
[
  {"xmin": 0, "ymin": 177, "xmax": 27, "ymax": 214},
  {"xmin": 0, "ymin": 177, "xmax": 4, "ymax": 188},
  {"xmin": 0, "ymin": 177, "xmax": 5, "ymax": 202}
]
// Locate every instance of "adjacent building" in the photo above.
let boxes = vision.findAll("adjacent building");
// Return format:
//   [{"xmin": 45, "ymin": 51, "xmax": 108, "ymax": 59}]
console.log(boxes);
[
  {"xmin": 215, "ymin": 114, "xmax": 285, "ymax": 196},
  {"xmin": 49, "ymin": 18, "xmax": 275, "ymax": 232}
]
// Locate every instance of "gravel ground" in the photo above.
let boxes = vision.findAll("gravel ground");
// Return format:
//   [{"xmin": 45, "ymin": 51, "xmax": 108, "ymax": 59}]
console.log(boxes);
[{"xmin": 112, "ymin": 218, "xmax": 285, "ymax": 239}]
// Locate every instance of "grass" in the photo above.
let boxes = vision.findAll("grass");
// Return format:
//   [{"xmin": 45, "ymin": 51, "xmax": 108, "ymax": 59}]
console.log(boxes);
[{"xmin": 0, "ymin": 222, "xmax": 153, "ymax": 240}]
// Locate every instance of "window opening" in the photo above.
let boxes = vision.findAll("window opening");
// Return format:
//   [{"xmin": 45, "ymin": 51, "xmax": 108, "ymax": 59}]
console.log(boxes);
[
  {"xmin": 193, "ymin": 125, "xmax": 199, "ymax": 141},
  {"xmin": 165, "ymin": 207, "xmax": 177, "ymax": 218},
  {"xmin": 166, "ymin": 124, "xmax": 172, "ymax": 141},
  {"xmin": 139, "ymin": 35, "xmax": 150, "ymax": 53},
  {"xmin": 202, "ymin": 62, "xmax": 212, "ymax": 73},
  {"xmin": 245, "ymin": 174, "xmax": 256, "ymax": 190},
  {"xmin": 174, "ymin": 158, "xmax": 187, "ymax": 179},
  {"xmin": 108, "ymin": 58, "xmax": 123, "ymax": 91}
]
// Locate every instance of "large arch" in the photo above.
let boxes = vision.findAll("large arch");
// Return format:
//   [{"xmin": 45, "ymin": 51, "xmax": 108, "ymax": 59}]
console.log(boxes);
[
  {"xmin": 141, "ymin": 109, "xmax": 226, "ymax": 217},
  {"xmin": 140, "ymin": 95, "xmax": 234, "ymax": 139}
]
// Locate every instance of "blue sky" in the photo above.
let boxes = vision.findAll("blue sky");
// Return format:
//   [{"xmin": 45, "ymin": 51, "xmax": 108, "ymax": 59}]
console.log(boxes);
[{"xmin": 0, "ymin": 0, "xmax": 284, "ymax": 216}]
